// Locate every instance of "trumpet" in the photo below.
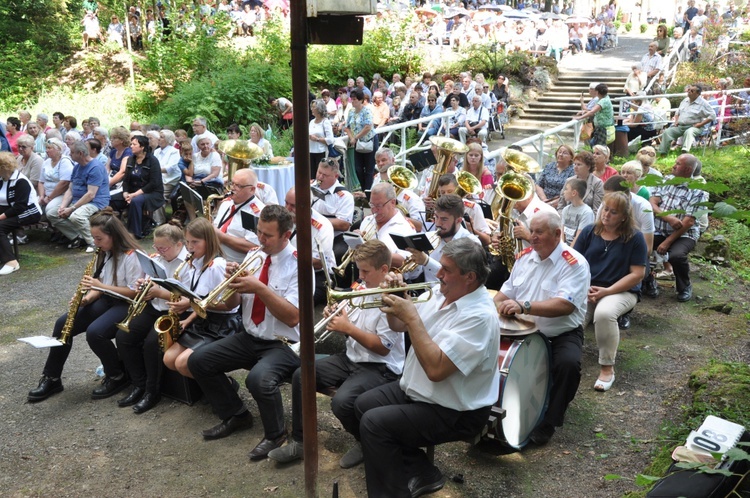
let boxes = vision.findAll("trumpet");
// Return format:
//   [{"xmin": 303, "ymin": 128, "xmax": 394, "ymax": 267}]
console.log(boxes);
[
  {"xmin": 326, "ymin": 282, "xmax": 435, "ymax": 310},
  {"xmin": 116, "ymin": 279, "xmax": 154, "ymax": 333},
  {"xmin": 289, "ymin": 300, "xmax": 352, "ymax": 355},
  {"xmin": 396, "ymin": 229, "xmax": 442, "ymax": 275},
  {"xmin": 154, "ymin": 253, "xmax": 193, "ymax": 352},
  {"xmin": 333, "ymin": 219, "xmax": 378, "ymax": 278},
  {"xmin": 191, "ymin": 248, "xmax": 264, "ymax": 318}
]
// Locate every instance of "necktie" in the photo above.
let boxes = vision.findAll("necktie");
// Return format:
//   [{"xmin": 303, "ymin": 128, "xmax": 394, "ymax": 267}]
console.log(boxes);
[
  {"xmin": 250, "ymin": 256, "xmax": 271, "ymax": 325},
  {"xmin": 220, "ymin": 205, "xmax": 236, "ymax": 233}
]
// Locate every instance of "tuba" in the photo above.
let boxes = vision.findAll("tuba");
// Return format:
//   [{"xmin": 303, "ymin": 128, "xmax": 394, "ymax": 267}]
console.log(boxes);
[
  {"xmin": 489, "ymin": 148, "xmax": 539, "ymax": 270},
  {"xmin": 204, "ymin": 140, "xmax": 265, "ymax": 219},
  {"xmin": 455, "ymin": 170, "xmax": 483, "ymax": 198},
  {"xmin": 59, "ymin": 248, "xmax": 100, "ymax": 345},
  {"xmin": 154, "ymin": 253, "xmax": 193, "ymax": 352},
  {"xmin": 425, "ymin": 136, "xmax": 469, "ymax": 220},
  {"xmin": 387, "ymin": 165, "xmax": 417, "ymax": 195}
]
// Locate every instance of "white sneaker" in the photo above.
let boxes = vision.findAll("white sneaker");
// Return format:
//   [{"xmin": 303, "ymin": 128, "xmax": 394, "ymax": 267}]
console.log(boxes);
[
  {"xmin": 86, "ymin": 245, "xmax": 96, "ymax": 253},
  {"xmin": 0, "ymin": 264, "xmax": 20, "ymax": 275}
]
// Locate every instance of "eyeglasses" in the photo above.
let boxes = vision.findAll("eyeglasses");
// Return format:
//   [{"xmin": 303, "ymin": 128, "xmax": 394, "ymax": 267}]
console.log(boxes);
[
  {"xmin": 17, "ymin": 145, "xmax": 29, "ymax": 150},
  {"xmin": 639, "ymin": 150, "xmax": 656, "ymax": 156},
  {"xmin": 370, "ymin": 199, "xmax": 395, "ymax": 210},
  {"xmin": 233, "ymin": 183, "xmax": 256, "ymax": 189},
  {"xmin": 322, "ymin": 159, "xmax": 338, "ymax": 166},
  {"xmin": 152, "ymin": 244, "xmax": 173, "ymax": 253}
]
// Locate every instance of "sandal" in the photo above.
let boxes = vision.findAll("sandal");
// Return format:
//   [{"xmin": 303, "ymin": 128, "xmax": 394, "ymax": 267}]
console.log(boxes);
[{"xmin": 594, "ymin": 371, "xmax": 615, "ymax": 392}]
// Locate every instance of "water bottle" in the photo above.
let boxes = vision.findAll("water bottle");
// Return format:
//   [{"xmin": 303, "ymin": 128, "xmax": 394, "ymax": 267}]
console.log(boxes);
[{"xmin": 95, "ymin": 364, "xmax": 105, "ymax": 377}]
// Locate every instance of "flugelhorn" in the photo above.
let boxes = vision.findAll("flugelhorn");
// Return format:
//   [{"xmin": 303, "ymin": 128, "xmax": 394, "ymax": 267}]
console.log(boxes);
[
  {"xmin": 326, "ymin": 282, "xmax": 435, "ymax": 310},
  {"xmin": 116, "ymin": 279, "xmax": 154, "ymax": 333},
  {"xmin": 191, "ymin": 248, "xmax": 264, "ymax": 318}
]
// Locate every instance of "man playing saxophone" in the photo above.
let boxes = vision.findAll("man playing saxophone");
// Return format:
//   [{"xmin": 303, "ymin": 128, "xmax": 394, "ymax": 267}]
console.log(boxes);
[
  {"xmin": 212, "ymin": 168, "xmax": 264, "ymax": 263},
  {"xmin": 403, "ymin": 194, "xmax": 481, "ymax": 284},
  {"xmin": 188, "ymin": 205, "xmax": 302, "ymax": 461},
  {"xmin": 28, "ymin": 209, "xmax": 141, "ymax": 402},
  {"xmin": 268, "ymin": 240, "xmax": 405, "ymax": 469},
  {"xmin": 115, "ymin": 221, "xmax": 193, "ymax": 414}
]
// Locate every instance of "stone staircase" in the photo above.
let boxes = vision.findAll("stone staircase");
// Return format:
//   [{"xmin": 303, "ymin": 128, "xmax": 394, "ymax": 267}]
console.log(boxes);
[{"xmin": 510, "ymin": 69, "xmax": 629, "ymax": 137}]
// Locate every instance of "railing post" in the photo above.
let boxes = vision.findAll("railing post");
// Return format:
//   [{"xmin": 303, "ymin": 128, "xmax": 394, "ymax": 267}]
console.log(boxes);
[
  {"xmin": 401, "ymin": 126, "xmax": 408, "ymax": 165},
  {"xmin": 537, "ymin": 133, "xmax": 545, "ymax": 166}
]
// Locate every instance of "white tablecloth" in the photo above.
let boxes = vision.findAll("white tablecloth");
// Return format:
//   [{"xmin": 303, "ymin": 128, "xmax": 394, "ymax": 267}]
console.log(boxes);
[{"xmin": 254, "ymin": 162, "xmax": 295, "ymax": 200}]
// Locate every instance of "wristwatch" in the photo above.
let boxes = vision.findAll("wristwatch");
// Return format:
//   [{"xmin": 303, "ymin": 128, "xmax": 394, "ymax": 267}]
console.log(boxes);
[{"xmin": 523, "ymin": 301, "xmax": 531, "ymax": 314}]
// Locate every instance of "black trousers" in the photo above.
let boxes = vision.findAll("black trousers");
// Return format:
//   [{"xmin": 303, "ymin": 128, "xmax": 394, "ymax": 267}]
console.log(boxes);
[
  {"xmin": 115, "ymin": 303, "xmax": 163, "ymax": 393},
  {"xmin": 43, "ymin": 297, "xmax": 129, "ymax": 379},
  {"xmin": 187, "ymin": 332, "xmax": 300, "ymax": 439},
  {"xmin": 290, "ymin": 354, "xmax": 397, "ymax": 442},
  {"xmin": 355, "ymin": 382, "xmax": 490, "ymax": 498},
  {"xmin": 0, "ymin": 210, "xmax": 39, "ymax": 264},
  {"xmin": 542, "ymin": 326, "xmax": 583, "ymax": 429},
  {"xmin": 486, "ymin": 254, "xmax": 511, "ymax": 291},
  {"xmin": 652, "ymin": 234, "xmax": 696, "ymax": 293}
]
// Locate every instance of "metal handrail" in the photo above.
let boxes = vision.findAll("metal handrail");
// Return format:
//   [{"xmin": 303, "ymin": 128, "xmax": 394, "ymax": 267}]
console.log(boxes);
[{"xmin": 372, "ymin": 110, "xmax": 455, "ymax": 164}]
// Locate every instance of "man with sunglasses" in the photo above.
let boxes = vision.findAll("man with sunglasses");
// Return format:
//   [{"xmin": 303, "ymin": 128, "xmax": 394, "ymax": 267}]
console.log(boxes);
[
  {"xmin": 418, "ymin": 94, "xmax": 443, "ymax": 139},
  {"xmin": 212, "ymin": 168, "xmax": 263, "ymax": 263}
]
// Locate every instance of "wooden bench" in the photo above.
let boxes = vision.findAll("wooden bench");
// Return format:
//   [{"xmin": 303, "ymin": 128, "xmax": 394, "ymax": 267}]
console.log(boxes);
[{"xmin": 10, "ymin": 221, "xmax": 50, "ymax": 260}]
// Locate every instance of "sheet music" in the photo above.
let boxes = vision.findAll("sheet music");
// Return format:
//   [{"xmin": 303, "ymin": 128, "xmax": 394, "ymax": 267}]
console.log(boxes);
[
  {"xmin": 136, "ymin": 250, "xmax": 168, "ymax": 279},
  {"xmin": 18, "ymin": 336, "xmax": 64, "ymax": 348}
]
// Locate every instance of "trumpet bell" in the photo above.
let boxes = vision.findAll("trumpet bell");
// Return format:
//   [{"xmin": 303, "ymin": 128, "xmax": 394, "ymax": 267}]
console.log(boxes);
[
  {"xmin": 387, "ymin": 165, "xmax": 417, "ymax": 192},
  {"xmin": 218, "ymin": 140, "xmax": 264, "ymax": 161},
  {"xmin": 491, "ymin": 172, "xmax": 534, "ymax": 219},
  {"xmin": 500, "ymin": 148, "xmax": 540, "ymax": 174},
  {"xmin": 429, "ymin": 136, "xmax": 470, "ymax": 154}
]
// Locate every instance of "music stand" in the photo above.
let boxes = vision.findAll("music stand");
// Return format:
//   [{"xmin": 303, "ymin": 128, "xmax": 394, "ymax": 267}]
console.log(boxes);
[{"xmin": 179, "ymin": 182, "xmax": 204, "ymax": 219}]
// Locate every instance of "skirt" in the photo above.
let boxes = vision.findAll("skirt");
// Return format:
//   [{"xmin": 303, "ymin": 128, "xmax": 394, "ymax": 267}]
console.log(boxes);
[{"xmin": 178, "ymin": 311, "xmax": 241, "ymax": 351}]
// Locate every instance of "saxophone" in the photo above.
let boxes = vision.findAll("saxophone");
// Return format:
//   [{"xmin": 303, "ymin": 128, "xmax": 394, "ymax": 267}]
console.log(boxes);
[
  {"xmin": 154, "ymin": 253, "xmax": 193, "ymax": 352},
  {"xmin": 59, "ymin": 248, "xmax": 100, "ymax": 345}
]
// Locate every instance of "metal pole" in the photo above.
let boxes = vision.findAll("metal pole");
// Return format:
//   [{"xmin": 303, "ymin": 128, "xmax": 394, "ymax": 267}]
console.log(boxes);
[{"xmin": 289, "ymin": 1, "xmax": 317, "ymax": 496}]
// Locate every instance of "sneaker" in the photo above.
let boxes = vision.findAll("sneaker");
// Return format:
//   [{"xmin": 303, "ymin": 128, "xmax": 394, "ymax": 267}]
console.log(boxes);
[
  {"xmin": 339, "ymin": 442, "xmax": 364, "ymax": 469},
  {"xmin": 16, "ymin": 234, "xmax": 28, "ymax": 245},
  {"xmin": 86, "ymin": 245, "xmax": 96, "ymax": 253},
  {"xmin": 655, "ymin": 270, "xmax": 675, "ymax": 280},
  {"xmin": 267, "ymin": 439, "xmax": 303, "ymax": 463}
]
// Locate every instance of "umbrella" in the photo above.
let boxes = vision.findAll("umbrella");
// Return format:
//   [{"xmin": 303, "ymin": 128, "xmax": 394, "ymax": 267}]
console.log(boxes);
[
  {"xmin": 415, "ymin": 7, "xmax": 438, "ymax": 17},
  {"xmin": 503, "ymin": 10, "xmax": 531, "ymax": 19},
  {"xmin": 445, "ymin": 8, "xmax": 471, "ymax": 18},
  {"xmin": 479, "ymin": 5, "xmax": 513, "ymax": 12},
  {"xmin": 540, "ymin": 12, "xmax": 563, "ymax": 20},
  {"xmin": 565, "ymin": 16, "xmax": 592, "ymax": 24}
]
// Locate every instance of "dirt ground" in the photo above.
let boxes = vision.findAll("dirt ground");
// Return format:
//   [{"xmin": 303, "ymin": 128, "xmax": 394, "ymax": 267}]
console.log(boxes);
[{"xmin": 1, "ymin": 233, "xmax": 749, "ymax": 498}]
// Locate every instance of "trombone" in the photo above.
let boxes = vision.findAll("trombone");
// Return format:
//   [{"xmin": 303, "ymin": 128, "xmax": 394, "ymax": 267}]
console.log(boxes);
[{"xmin": 191, "ymin": 248, "xmax": 264, "ymax": 318}]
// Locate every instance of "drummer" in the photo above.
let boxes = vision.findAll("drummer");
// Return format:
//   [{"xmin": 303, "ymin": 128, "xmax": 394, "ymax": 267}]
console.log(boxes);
[{"xmin": 493, "ymin": 211, "xmax": 590, "ymax": 446}]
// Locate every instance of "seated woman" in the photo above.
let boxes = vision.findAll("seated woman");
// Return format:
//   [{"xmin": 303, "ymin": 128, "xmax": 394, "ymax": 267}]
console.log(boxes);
[
  {"xmin": 535, "ymin": 144, "xmax": 575, "ymax": 206},
  {"xmin": 573, "ymin": 192, "xmax": 647, "ymax": 392},
  {"xmin": 557, "ymin": 150, "xmax": 604, "ymax": 214},
  {"xmin": 0, "ymin": 152, "xmax": 41, "ymax": 274},
  {"xmin": 113, "ymin": 135, "xmax": 165, "ymax": 239},
  {"xmin": 27, "ymin": 208, "xmax": 141, "ymax": 402},
  {"xmin": 443, "ymin": 94, "xmax": 466, "ymax": 140},
  {"xmin": 187, "ymin": 136, "xmax": 223, "ymax": 199},
  {"xmin": 116, "ymin": 221, "xmax": 193, "ymax": 414},
  {"xmin": 106, "ymin": 126, "xmax": 133, "ymax": 204},
  {"xmin": 38, "ymin": 138, "xmax": 74, "ymax": 239},
  {"xmin": 592, "ymin": 145, "xmax": 618, "ymax": 182},
  {"xmin": 622, "ymin": 93, "xmax": 657, "ymax": 145},
  {"xmin": 620, "ymin": 160, "xmax": 650, "ymax": 200},
  {"xmin": 162, "ymin": 218, "xmax": 240, "ymax": 378},
  {"xmin": 461, "ymin": 143, "xmax": 493, "ymax": 188}
]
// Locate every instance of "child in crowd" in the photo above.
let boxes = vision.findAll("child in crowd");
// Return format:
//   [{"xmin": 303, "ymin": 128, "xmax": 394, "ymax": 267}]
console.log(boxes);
[{"xmin": 560, "ymin": 178, "xmax": 595, "ymax": 245}]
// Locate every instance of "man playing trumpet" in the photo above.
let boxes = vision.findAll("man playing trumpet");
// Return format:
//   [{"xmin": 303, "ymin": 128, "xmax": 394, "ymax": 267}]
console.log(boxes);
[
  {"xmin": 355, "ymin": 238, "xmax": 500, "ymax": 497},
  {"xmin": 268, "ymin": 240, "xmax": 405, "ymax": 469},
  {"xmin": 188, "ymin": 205, "xmax": 301, "ymax": 461}
]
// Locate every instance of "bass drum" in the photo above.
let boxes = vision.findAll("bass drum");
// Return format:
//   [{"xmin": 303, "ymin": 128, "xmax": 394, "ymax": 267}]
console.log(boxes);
[{"xmin": 490, "ymin": 331, "xmax": 551, "ymax": 449}]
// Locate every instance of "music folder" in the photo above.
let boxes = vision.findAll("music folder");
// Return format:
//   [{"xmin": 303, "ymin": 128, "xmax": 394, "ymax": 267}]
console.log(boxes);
[
  {"xmin": 135, "ymin": 250, "xmax": 168, "ymax": 279},
  {"xmin": 390, "ymin": 233, "xmax": 435, "ymax": 252},
  {"xmin": 343, "ymin": 231, "xmax": 365, "ymax": 250},
  {"xmin": 311, "ymin": 185, "xmax": 327, "ymax": 200},
  {"xmin": 151, "ymin": 278, "xmax": 202, "ymax": 302},
  {"xmin": 240, "ymin": 211, "xmax": 258, "ymax": 232},
  {"xmin": 179, "ymin": 182, "xmax": 204, "ymax": 216},
  {"xmin": 407, "ymin": 149, "xmax": 437, "ymax": 172}
]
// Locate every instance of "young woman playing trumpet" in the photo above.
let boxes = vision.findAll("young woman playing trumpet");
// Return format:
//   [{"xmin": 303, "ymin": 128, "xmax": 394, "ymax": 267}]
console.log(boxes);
[
  {"xmin": 115, "ymin": 220, "xmax": 193, "ymax": 413},
  {"xmin": 162, "ymin": 217, "xmax": 240, "ymax": 378},
  {"xmin": 28, "ymin": 208, "xmax": 141, "ymax": 402}
]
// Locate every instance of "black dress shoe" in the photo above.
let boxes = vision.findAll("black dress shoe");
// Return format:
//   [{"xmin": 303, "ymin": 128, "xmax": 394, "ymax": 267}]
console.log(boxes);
[
  {"xmin": 28, "ymin": 375, "xmax": 64, "ymax": 402},
  {"xmin": 202, "ymin": 412, "xmax": 254, "ymax": 440},
  {"xmin": 677, "ymin": 284, "xmax": 693, "ymax": 302},
  {"xmin": 408, "ymin": 465, "xmax": 445, "ymax": 498},
  {"xmin": 67, "ymin": 237, "xmax": 84, "ymax": 249},
  {"xmin": 617, "ymin": 311, "xmax": 632, "ymax": 330},
  {"xmin": 529, "ymin": 421, "xmax": 556, "ymax": 446},
  {"xmin": 118, "ymin": 386, "xmax": 145, "ymax": 407},
  {"xmin": 133, "ymin": 392, "xmax": 161, "ymax": 414},
  {"xmin": 249, "ymin": 434, "xmax": 287, "ymax": 461},
  {"xmin": 91, "ymin": 375, "xmax": 130, "ymax": 400},
  {"xmin": 643, "ymin": 279, "xmax": 660, "ymax": 298}
]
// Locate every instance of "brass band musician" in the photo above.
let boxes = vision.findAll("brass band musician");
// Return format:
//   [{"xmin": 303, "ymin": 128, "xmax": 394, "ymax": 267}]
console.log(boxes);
[
  {"xmin": 311, "ymin": 158, "xmax": 354, "ymax": 266},
  {"xmin": 359, "ymin": 182, "xmax": 415, "ymax": 268},
  {"xmin": 436, "ymin": 174, "xmax": 492, "ymax": 246},
  {"xmin": 188, "ymin": 205, "xmax": 302, "ymax": 461},
  {"xmin": 370, "ymin": 148, "xmax": 425, "ymax": 232},
  {"xmin": 212, "ymin": 168, "xmax": 264, "ymax": 263},
  {"xmin": 28, "ymin": 209, "xmax": 140, "ymax": 402},
  {"xmin": 268, "ymin": 240, "xmax": 405, "ymax": 468},
  {"xmin": 115, "ymin": 221, "xmax": 193, "ymax": 414}
]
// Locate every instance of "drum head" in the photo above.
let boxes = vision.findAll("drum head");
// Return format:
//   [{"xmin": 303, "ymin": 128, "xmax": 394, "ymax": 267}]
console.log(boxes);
[{"xmin": 499, "ymin": 332, "xmax": 550, "ymax": 449}]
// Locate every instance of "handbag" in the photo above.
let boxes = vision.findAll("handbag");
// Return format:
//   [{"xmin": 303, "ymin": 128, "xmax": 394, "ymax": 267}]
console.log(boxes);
[
  {"xmin": 327, "ymin": 143, "xmax": 342, "ymax": 158},
  {"xmin": 355, "ymin": 139, "xmax": 374, "ymax": 153},
  {"xmin": 580, "ymin": 122, "xmax": 593, "ymax": 140},
  {"xmin": 606, "ymin": 125, "xmax": 616, "ymax": 144}
]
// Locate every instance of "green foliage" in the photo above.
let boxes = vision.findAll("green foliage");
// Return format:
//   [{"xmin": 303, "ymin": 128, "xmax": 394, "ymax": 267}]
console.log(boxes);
[
  {"xmin": 625, "ymin": 22, "xmax": 633, "ymax": 32},
  {"xmin": 308, "ymin": 18, "xmax": 423, "ymax": 89},
  {"xmin": 0, "ymin": 0, "xmax": 75, "ymax": 108},
  {"xmin": 639, "ymin": 23, "xmax": 648, "ymax": 34},
  {"xmin": 709, "ymin": 219, "xmax": 750, "ymax": 280},
  {"xmin": 688, "ymin": 361, "xmax": 750, "ymax": 428},
  {"xmin": 269, "ymin": 127, "xmax": 294, "ymax": 158}
]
